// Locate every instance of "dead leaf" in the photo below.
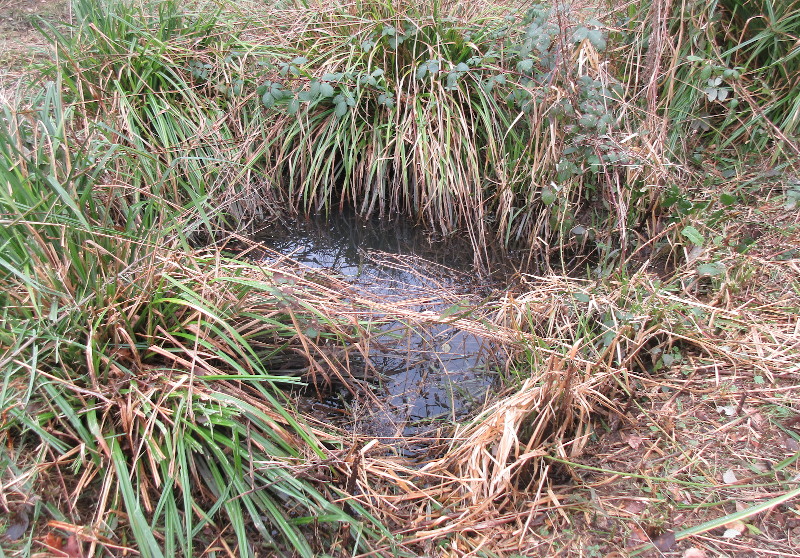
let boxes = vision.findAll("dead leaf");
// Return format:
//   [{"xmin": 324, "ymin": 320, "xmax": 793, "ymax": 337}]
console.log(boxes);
[
  {"xmin": 783, "ymin": 436, "xmax": 800, "ymax": 452},
  {"xmin": 3, "ymin": 504, "xmax": 32, "ymax": 541},
  {"xmin": 683, "ymin": 548, "xmax": 706, "ymax": 558},
  {"xmin": 623, "ymin": 500, "xmax": 647, "ymax": 515},
  {"xmin": 717, "ymin": 405, "xmax": 736, "ymax": 417},
  {"xmin": 627, "ymin": 525, "xmax": 649, "ymax": 546},
  {"xmin": 724, "ymin": 519, "xmax": 746, "ymax": 534},
  {"xmin": 42, "ymin": 533, "xmax": 64, "ymax": 550},
  {"xmin": 653, "ymin": 530, "xmax": 676, "ymax": 552},
  {"xmin": 722, "ymin": 469, "xmax": 738, "ymax": 484},
  {"xmin": 735, "ymin": 501, "xmax": 748, "ymax": 512},
  {"xmin": 749, "ymin": 412, "xmax": 765, "ymax": 429},
  {"xmin": 62, "ymin": 535, "xmax": 82, "ymax": 557},
  {"xmin": 623, "ymin": 433, "xmax": 644, "ymax": 449},
  {"xmin": 722, "ymin": 528, "xmax": 741, "ymax": 539}
]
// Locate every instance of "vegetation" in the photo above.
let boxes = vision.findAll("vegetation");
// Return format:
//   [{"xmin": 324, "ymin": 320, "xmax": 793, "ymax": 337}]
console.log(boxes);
[{"xmin": 0, "ymin": 0, "xmax": 798, "ymax": 556}]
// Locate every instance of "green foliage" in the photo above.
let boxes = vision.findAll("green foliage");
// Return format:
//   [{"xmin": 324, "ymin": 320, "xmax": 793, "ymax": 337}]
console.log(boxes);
[{"xmin": 657, "ymin": 0, "xmax": 800, "ymax": 156}]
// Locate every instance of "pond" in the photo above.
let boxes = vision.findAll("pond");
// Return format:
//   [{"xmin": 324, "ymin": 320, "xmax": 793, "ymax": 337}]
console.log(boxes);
[{"xmin": 254, "ymin": 212, "xmax": 504, "ymax": 456}]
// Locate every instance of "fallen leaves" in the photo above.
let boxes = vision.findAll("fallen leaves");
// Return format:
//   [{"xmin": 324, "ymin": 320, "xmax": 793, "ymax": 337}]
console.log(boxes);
[
  {"xmin": 40, "ymin": 533, "xmax": 82, "ymax": 557},
  {"xmin": 722, "ymin": 469, "xmax": 738, "ymax": 484},
  {"xmin": 622, "ymin": 432, "xmax": 645, "ymax": 450},
  {"xmin": 722, "ymin": 519, "xmax": 747, "ymax": 539},
  {"xmin": 652, "ymin": 529, "xmax": 677, "ymax": 552},
  {"xmin": 3, "ymin": 503, "xmax": 33, "ymax": 541}
]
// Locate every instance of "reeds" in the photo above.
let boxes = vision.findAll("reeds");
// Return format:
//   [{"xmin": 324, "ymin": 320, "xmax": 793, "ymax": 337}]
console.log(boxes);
[
  {"xmin": 0, "ymin": 79, "xmax": 396, "ymax": 555},
  {"xmin": 240, "ymin": 0, "xmax": 667, "ymax": 261}
]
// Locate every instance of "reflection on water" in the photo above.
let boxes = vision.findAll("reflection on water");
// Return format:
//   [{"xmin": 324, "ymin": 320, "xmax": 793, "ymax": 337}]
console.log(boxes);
[{"xmin": 255, "ymin": 212, "xmax": 499, "ymax": 451}]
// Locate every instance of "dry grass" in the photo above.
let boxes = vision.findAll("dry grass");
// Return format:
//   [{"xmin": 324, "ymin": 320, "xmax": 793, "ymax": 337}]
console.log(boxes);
[
  {"xmin": 263, "ymin": 189, "xmax": 799, "ymax": 556},
  {"xmin": 2, "ymin": 0, "xmax": 799, "ymax": 556}
]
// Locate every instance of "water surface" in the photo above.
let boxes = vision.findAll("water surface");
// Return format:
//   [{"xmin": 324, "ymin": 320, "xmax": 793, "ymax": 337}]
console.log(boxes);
[{"xmin": 255, "ymin": 212, "xmax": 499, "ymax": 452}]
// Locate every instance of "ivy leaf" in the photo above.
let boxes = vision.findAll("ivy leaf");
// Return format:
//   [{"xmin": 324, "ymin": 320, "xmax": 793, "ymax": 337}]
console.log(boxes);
[{"xmin": 681, "ymin": 226, "xmax": 704, "ymax": 246}]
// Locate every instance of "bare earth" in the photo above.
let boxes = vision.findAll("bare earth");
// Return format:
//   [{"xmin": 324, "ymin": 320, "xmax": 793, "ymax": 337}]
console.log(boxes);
[{"xmin": 0, "ymin": 0, "xmax": 67, "ymax": 94}]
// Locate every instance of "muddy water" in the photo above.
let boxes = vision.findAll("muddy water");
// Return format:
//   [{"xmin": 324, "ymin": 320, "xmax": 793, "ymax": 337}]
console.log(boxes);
[{"xmin": 255, "ymin": 212, "xmax": 501, "ymax": 452}]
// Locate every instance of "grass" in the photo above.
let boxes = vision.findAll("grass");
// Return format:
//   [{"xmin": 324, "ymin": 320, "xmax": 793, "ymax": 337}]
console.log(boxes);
[
  {"xmin": 0, "ymin": 0, "xmax": 799, "ymax": 556},
  {"xmin": 0, "ymin": 73, "xmax": 389, "ymax": 556}
]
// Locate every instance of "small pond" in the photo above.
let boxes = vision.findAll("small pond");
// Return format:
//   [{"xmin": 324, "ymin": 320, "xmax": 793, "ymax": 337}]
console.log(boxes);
[{"xmin": 254, "ymin": 212, "xmax": 504, "ymax": 455}]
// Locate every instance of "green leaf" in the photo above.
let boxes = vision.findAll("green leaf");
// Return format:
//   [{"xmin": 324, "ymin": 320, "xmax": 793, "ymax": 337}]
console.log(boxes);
[
  {"xmin": 441, "ymin": 301, "xmax": 470, "ymax": 318},
  {"xmin": 720, "ymin": 193, "xmax": 737, "ymax": 206},
  {"xmin": 541, "ymin": 186, "xmax": 556, "ymax": 206},
  {"xmin": 287, "ymin": 98, "xmax": 300, "ymax": 114},
  {"xmin": 681, "ymin": 226, "xmax": 704, "ymax": 246},
  {"xmin": 320, "ymin": 82, "xmax": 335, "ymax": 97},
  {"xmin": 517, "ymin": 59, "xmax": 534, "ymax": 72},
  {"xmin": 334, "ymin": 102, "xmax": 348, "ymax": 117},
  {"xmin": 572, "ymin": 26, "xmax": 588, "ymax": 42},
  {"xmin": 586, "ymin": 29, "xmax": 606, "ymax": 51},
  {"xmin": 697, "ymin": 262, "xmax": 726, "ymax": 277}
]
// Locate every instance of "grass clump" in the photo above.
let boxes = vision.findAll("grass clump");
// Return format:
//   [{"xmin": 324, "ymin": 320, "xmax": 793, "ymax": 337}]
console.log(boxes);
[
  {"xmin": 0, "ymin": 70, "xmax": 388, "ymax": 558},
  {"xmin": 201, "ymin": 0, "xmax": 669, "ymax": 263}
]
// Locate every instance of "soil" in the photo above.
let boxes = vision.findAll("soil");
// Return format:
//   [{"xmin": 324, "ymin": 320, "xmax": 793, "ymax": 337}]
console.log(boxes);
[{"xmin": 0, "ymin": 0, "xmax": 68, "ymax": 93}]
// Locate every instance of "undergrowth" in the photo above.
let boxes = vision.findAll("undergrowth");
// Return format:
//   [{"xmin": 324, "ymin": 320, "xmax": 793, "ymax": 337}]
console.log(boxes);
[{"xmin": 1, "ymin": 0, "xmax": 798, "ymax": 555}]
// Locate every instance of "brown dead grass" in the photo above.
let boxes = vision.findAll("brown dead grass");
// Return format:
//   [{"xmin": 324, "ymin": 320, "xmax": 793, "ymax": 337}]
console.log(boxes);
[{"xmin": 293, "ymin": 186, "xmax": 800, "ymax": 557}]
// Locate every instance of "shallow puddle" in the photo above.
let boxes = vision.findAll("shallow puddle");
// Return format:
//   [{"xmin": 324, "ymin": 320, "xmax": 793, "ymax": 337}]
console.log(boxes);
[{"xmin": 255, "ymin": 212, "xmax": 500, "ymax": 453}]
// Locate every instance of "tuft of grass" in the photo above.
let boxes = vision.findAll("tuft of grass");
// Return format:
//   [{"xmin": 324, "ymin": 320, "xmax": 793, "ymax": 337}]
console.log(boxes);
[{"xmin": 0, "ymin": 79, "xmax": 392, "ymax": 556}]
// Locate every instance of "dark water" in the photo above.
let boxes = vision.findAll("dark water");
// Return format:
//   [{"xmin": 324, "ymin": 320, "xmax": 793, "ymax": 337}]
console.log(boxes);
[{"xmin": 255, "ymin": 212, "xmax": 500, "ymax": 451}]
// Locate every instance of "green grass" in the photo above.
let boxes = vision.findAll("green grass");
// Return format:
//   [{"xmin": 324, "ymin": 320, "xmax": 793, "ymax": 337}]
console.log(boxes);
[{"xmin": 0, "ymin": 68, "xmax": 387, "ymax": 558}]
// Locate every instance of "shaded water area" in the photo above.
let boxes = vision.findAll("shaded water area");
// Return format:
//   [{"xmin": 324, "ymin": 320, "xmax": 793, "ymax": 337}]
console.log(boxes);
[{"xmin": 254, "ymin": 212, "xmax": 504, "ymax": 455}]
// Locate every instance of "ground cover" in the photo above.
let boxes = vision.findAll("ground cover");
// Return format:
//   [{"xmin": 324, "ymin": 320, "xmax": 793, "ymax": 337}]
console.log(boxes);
[{"xmin": 1, "ymin": 0, "xmax": 799, "ymax": 556}]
